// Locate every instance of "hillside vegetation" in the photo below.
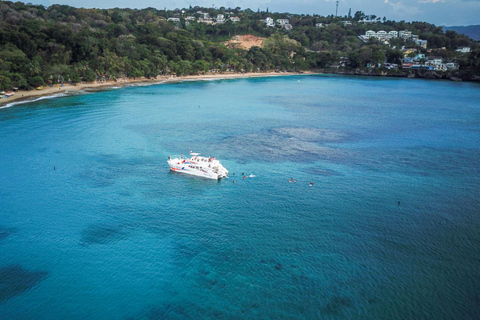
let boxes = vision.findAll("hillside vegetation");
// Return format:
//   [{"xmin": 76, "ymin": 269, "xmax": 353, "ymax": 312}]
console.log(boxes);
[
  {"xmin": 1, "ymin": 1, "xmax": 479, "ymax": 90},
  {"xmin": 444, "ymin": 25, "xmax": 480, "ymax": 41}
]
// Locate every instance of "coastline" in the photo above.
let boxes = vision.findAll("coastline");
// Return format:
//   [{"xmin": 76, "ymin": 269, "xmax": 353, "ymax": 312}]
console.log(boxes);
[
  {"xmin": 2, "ymin": 69, "xmax": 477, "ymax": 109},
  {"xmin": 0, "ymin": 72, "xmax": 311, "ymax": 108}
]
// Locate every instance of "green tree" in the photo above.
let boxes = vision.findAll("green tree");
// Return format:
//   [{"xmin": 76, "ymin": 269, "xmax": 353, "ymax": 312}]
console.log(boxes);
[{"xmin": 29, "ymin": 75, "xmax": 45, "ymax": 87}]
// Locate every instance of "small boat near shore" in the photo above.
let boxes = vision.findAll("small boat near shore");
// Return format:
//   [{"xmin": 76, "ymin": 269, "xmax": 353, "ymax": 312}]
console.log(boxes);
[{"xmin": 168, "ymin": 152, "xmax": 228, "ymax": 180}]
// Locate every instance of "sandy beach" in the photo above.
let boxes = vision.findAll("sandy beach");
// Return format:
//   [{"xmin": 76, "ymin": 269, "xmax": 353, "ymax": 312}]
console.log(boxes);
[{"xmin": 0, "ymin": 72, "xmax": 309, "ymax": 108}]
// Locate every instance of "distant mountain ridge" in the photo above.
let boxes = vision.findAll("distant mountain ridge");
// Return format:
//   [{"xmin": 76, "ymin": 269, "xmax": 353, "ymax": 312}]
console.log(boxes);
[{"xmin": 444, "ymin": 25, "xmax": 480, "ymax": 41}]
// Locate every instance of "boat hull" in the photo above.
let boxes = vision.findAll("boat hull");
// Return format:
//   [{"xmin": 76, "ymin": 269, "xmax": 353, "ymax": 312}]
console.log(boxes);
[{"xmin": 169, "ymin": 164, "xmax": 220, "ymax": 179}]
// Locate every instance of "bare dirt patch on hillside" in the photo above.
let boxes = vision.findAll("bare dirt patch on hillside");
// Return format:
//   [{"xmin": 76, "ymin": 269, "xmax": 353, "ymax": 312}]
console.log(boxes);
[{"xmin": 225, "ymin": 35, "xmax": 266, "ymax": 50}]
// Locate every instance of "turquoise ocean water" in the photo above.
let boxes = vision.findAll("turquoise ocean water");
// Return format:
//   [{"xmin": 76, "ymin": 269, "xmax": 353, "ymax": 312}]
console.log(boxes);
[{"xmin": 0, "ymin": 75, "xmax": 479, "ymax": 319}]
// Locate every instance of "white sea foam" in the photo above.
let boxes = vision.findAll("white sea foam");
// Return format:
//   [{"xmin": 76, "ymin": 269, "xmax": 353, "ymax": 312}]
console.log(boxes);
[
  {"xmin": 249, "ymin": 174, "xmax": 256, "ymax": 178},
  {"xmin": 0, "ymin": 93, "xmax": 69, "ymax": 109}
]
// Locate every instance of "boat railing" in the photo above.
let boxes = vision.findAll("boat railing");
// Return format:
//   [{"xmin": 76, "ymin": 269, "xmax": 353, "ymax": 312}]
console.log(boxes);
[{"xmin": 169, "ymin": 154, "xmax": 218, "ymax": 163}]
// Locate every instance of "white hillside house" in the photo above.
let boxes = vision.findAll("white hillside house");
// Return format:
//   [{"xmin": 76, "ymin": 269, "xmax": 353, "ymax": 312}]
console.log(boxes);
[{"xmin": 264, "ymin": 17, "xmax": 275, "ymax": 27}]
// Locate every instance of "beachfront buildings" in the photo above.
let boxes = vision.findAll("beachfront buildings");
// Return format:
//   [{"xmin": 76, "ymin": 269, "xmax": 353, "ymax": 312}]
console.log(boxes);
[
  {"xmin": 230, "ymin": 16, "xmax": 241, "ymax": 22},
  {"xmin": 402, "ymin": 54, "xmax": 458, "ymax": 71}
]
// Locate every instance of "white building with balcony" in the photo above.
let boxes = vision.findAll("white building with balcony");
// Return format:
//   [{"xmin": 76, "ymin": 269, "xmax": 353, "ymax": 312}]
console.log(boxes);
[
  {"xmin": 388, "ymin": 31, "xmax": 398, "ymax": 38},
  {"xmin": 365, "ymin": 30, "xmax": 376, "ymax": 38},
  {"xmin": 276, "ymin": 19, "xmax": 290, "ymax": 26},
  {"xmin": 264, "ymin": 17, "xmax": 275, "ymax": 27},
  {"xmin": 376, "ymin": 30, "xmax": 387, "ymax": 39},
  {"xmin": 216, "ymin": 14, "xmax": 225, "ymax": 24},
  {"xmin": 399, "ymin": 30, "xmax": 412, "ymax": 39},
  {"xmin": 456, "ymin": 47, "xmax": 471, "ymax": 53}
]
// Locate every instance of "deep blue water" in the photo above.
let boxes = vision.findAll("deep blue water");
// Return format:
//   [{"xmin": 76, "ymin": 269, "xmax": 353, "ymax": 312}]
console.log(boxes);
[{"xmin": 0, "ymin": 74, "xmax": 479, "ymax": 319}]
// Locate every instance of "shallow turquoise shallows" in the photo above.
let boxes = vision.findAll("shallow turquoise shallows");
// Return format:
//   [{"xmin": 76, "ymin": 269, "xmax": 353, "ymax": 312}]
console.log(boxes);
[{"xmin": 1, "ymin": 75, "xmax": 479, "ymax": 319}]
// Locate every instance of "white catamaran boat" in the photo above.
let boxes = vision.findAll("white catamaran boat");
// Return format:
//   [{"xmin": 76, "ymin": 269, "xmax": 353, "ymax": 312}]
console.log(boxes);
[{"xmin": 168, "ymin": 152, "xmax": 229, "ymax": 180}]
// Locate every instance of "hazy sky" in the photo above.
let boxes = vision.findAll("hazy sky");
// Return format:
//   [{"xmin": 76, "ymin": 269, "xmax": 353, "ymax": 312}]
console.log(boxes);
[{"xmin": 26, "ymin": 0, "xmax": 479, "ymax": 26}]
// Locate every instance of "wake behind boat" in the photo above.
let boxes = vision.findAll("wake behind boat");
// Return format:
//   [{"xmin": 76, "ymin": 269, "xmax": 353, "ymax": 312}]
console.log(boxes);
[{"xmin": 168, "ymin": 152, "xmax": 229, "ymax": 180}]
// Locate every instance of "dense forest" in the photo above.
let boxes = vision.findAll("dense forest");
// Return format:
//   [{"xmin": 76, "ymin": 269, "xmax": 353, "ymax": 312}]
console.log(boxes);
[{"xmin": 0, "ymin": 1, "xmax": 479, "ymax": 90}]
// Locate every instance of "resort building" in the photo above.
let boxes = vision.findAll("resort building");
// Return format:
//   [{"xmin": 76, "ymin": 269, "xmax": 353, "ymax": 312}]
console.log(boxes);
[
  {"xmin": 167, "ymin": 17, "xmax": 180, "ymax": 23},
  {"xmin": 427, "ymin": 56, "xmax": 444, "ymax": 65},
  {"xmin": 276, "ymin": 19, "xmax": 290, "ymax": 26},
  {"xmin": 230, "ymin": 16, "xmax": 241, "ymax": 22},
  {"xmin": 376, "ymin": 30, "xmax": 387, "ymax": 39},
  {"xmin": 416, "ymin": 40, "xmax": 428, "ymax": 49},
  {"xmin": 197, "ymin": 11, "xmax": 210, "ymax": 19},
  {"xmin": 456, "ymin": 47, "xmax": 471, "ymax": 53},
  {"xmin": 216, "ymin": 14, "xmax": 225, "ymax": 24},
  {"xmin": 413, "ymin": 54, "xmax": 426, "ymax": 62},
  {"xmin": 388, "ymin": 31, "xmax": 398, "ymax": 38},
  {"xmin": 198, "ymin": 18, "xmax": 214, "ymax": 24},
  {"xmin": 361, "ymin": 30, "xmax": 427, "ymax": 48},
  {"xmin": 446, "ymin": 62, "xmax": 459, "ymax": 70},
  {"xmin": 264, "ymin": 17, "xmax": 275, "ymax": 27},
  {"xmin": 359, "ymin": 19, "xmax": 380, "ymax": 24},
  {"xmin": 365, "ymin": 30, "xmax": 376, "ymax": 38},
  {"xmin": 399, "ymin": 30, "xmax": 412, "ymax": 39}
]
